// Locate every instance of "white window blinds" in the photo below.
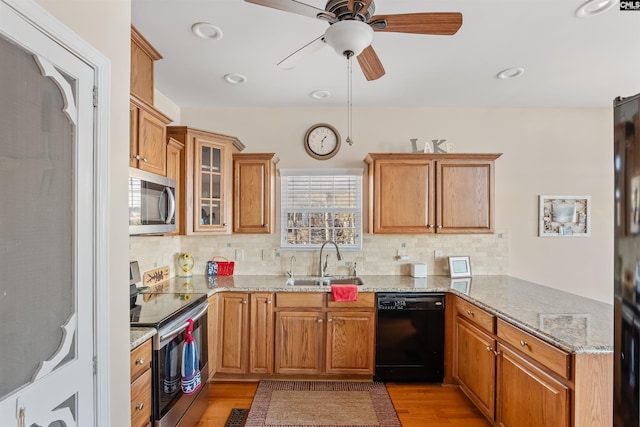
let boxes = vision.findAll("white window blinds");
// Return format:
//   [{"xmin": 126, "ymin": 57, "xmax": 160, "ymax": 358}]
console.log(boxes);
[{"xmin": 280, "ymin": 169, "xmax": 363, "ymax": 249}]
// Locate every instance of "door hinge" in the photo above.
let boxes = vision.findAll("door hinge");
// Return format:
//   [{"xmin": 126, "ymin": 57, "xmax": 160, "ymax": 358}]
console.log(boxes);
[
  {"xmin": 93, "ymin": 356, "xmax": 97, "ymax": 375},
  {"xmin": 93, "ymin": 86, "xmax": 98, "ymax": 107}
]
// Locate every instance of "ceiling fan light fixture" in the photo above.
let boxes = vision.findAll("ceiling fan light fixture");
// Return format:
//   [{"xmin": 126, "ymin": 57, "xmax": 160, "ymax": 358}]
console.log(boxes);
[{"xmin": 324, "ymin": 20, "xmax": 374, "ymax": 58}]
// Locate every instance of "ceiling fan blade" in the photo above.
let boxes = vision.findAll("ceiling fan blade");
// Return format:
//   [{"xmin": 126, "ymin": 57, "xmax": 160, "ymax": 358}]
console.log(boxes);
[
  {"xmin": 348, "ymin": 0, "xmax": 373, "ymax": 15},
  {"xmin": 277, "ymin": 35, "xmax": 326, "ymax": 69},
  {"xmin": 245, "ymin": 0, "xmax": 335, "ymax": 20},
  {"xmin": 370, "ymin": 12, "xmax": 462, "ymax": 35},
  {"xmin": 357, "ymin": 45, "xmax": 385, "ymax": 81}
]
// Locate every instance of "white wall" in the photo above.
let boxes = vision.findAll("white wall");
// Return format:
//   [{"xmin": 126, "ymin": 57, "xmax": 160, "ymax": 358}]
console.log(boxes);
[
  {"xmin": 180, "ymin": 106, "xmax": 614, "ymax": 303},
  {"xmin": 35, "ymin": 0, "xmax": 132, "ymax": 425}
]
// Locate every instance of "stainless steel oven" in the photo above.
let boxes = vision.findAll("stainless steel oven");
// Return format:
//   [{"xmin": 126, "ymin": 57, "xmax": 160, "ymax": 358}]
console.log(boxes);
[{"xmin": 131, "ymin": 292, "xmax": 209, "ymax": 426}]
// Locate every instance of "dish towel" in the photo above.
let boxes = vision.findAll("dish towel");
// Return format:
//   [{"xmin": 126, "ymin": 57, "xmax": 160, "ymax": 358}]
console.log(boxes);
[
  {"xmin": 163, "ymin": 340, "xmax": 179, "ymax": 394},
  {"xmin": 331, "ymin": 284, "xmax": 358, "ymax": 302},
  {"xmin": 181, "ymin": 318, "xmax": 202, "ymax": 394}
]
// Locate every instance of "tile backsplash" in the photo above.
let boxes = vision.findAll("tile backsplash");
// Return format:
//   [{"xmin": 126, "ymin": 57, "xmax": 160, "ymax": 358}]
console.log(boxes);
[{"xmin": 130, "ymin": 232, "xmax": 508, "ymax": 279}]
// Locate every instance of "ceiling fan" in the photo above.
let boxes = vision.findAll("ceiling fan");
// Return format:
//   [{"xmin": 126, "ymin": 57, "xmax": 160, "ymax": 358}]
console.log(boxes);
[{"xmin": 245, "ymin": 0, "xmax": 463, "ymax": 81}]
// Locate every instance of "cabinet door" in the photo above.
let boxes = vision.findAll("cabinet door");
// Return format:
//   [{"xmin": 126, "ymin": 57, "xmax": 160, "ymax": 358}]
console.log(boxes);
[
  {"xmin": 455, "ymin": 317, "xmax": 496, "ymax": 421},
  {"xmin": 165, "ymin": 137, "xmax": 183, "ymax": 236},
  {"xmin": 496, "ymin": 345, "xmax": 570, "ymax": 427},
  {"xmin": 136, "ymin": 107, "xmax": 167, "ymax": 176},
  {"xmin": 372, "ymin": 158, "xmax": 435, "ymax": 233},
  {"xmin": 325, "ymin": 311, "xmax": 375, "ymax": 374},
  {"xmin": 233, "ymin": 154, "xmax": 276, "ymax": 234},
  {"xmin": 249, "ymin": 293, "xmax": 274, "ymax": 374},
  {"xmin": 274, "ymin": 311, "xmax": 323, "ymax": 374},
  {"xmin": 216, "ymin": 293, "xmax": 248, "ymax": 374},
  {"xmin": 129, "ymin": 102, "xmax": 139, "ymax": 168},
  {"xmin": 436, "ymin": 159, "xmax": 494, "ymax": 233},
  {"xmin": 194, "ymin": 137, "xmax": 230, "ymax": 233}
]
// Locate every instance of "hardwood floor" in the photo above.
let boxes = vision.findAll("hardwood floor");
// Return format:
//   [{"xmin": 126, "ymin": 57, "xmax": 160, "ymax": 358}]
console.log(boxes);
[{"xmin": 196, "ymin": 382, "xmax": 491, "ymax": 426}]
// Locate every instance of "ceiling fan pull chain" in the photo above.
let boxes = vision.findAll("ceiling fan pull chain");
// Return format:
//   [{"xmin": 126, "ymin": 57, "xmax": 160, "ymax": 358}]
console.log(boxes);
[{"xmin": 347, "ymin": 55, "xmax": 354, "ymax": 146}]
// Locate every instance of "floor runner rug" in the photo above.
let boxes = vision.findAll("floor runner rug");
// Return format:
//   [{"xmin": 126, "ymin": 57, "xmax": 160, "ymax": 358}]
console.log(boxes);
[{"xmin": 244, "ymin": 381, "xmax": 401, "ymax": 427}]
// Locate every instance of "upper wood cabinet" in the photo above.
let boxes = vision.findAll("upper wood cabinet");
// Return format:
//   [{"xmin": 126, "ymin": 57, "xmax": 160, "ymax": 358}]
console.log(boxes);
[
  {"xmin": 233, "ymin": 153, "xmax": 278, "ymax": 234},
  {"xmin": 364, "ymin": 153, "xmax": 501, "ymax": 234},
  {"xmin": 131, "ymin": 26, "xmax": 161, "ymax": 105},
  {"xmin": 129, "ymin": 26, "xmax": 172, "ymax": 176},
  {"xmin": 165, "ymin": 137, "xmax": 184, "ymax": 236},
  {"xmin": 129, "ymin": 96, "xmax": 171, "ymax": 175},
  {"xmin": 167, "ymin": 126, "xmax": 245, "ymax": 235}
]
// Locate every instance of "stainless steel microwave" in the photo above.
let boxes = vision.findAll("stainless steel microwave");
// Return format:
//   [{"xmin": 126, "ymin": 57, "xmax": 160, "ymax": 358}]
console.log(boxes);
[{"xmin": 128, "ymin": 167, "xmax": 176, "ymax": 235}]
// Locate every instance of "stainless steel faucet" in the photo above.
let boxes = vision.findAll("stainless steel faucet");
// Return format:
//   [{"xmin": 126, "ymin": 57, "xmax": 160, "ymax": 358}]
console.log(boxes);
[
  {"xmin": 287, "ymin": 255, "xmax": 296, "ymax": 278},
  {"xmin": 319, "ymin": 240, "xmax": 342, "ymax": 278}
]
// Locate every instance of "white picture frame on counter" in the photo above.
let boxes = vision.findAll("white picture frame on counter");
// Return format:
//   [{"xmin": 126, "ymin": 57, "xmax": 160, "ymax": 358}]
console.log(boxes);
[
  {"xmin": 539, "ymin": 195, "xmax": 591, "ymax": 237},
  {"xmin": 448, "ymin": 256, "xmax": 471, "ymax": 278},
  {"xmin": 450, "ymin": 277, "xmax": 471, "ymax": 294}
]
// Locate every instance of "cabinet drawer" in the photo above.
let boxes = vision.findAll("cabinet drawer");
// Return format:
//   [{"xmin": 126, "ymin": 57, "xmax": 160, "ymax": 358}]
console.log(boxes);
[
  {"xmin": 497, "ymin": 319, "xmax": 570, "ymax": 379},
  {"xmin": 456, "ymin": 298, "xmax": 495, "ymax": 334},
  {"xmin": 130, "ymin": 339, "xmax": 152, "ymax": 382},
  {"xmin": 130, "ymin": 368, "xmax": 152, "ymax": 427},
  {"xmin": 327, "ymin": 292, "xmax": 375, "ymax": 309},
  {"xmin": 276, "ymin": 292, "xmax": 324, "ymax": 308}
]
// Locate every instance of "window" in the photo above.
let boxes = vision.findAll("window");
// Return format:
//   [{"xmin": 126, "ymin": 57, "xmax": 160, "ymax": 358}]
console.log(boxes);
[{"xmin": 281, "ymin": 169, "xmax": 362, "ymax": 250}]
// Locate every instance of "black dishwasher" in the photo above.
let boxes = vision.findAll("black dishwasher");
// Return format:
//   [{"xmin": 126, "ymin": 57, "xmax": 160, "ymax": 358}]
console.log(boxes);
[{"xmin": 375, "ymin": 292, "xmax": 445, "ymax": 382}]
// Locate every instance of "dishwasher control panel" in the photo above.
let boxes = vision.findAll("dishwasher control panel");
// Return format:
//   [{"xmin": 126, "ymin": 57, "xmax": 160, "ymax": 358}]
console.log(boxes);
[{"xmin": 376, "ymin": 293, "xmax": 445, "ymax": 310}]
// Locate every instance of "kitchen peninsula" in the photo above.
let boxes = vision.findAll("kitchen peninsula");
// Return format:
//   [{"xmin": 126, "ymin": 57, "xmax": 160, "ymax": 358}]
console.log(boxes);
[{"xmin": 131, "ymin": 274, "xmax": 612, "ymax": 427}]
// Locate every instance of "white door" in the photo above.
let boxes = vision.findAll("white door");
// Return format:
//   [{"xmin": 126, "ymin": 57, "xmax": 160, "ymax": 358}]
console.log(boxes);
[{"xmin": 0, "ymin": 1, "xmax": 97, "ymax": 426}]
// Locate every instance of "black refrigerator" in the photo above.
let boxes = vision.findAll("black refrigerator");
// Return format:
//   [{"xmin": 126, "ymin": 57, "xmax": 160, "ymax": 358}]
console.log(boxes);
[{"xmin": 615, "ymin": 93, "xmax": 640, "ymax": 427}]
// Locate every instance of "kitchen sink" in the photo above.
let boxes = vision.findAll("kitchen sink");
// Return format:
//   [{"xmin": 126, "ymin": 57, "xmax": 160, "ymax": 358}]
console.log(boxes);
[
  {"xmin": 285, "ymin": 278, "xmax": 322, "ymax": 286},
  {"xmin": 285, "ymin": 277, "xmax": 364, "ymax": 286}
]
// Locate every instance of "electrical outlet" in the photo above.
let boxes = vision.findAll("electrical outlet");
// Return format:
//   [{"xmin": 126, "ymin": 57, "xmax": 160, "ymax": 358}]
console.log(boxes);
[
  {"xmin": 262, "ymin": 249, "xmax": 274, "ymax": 261},
  {"xmin": 235, "ymin": 249, "xmax": 244, "ymax": 261},
  {"xmin": 434, "ymin": 250, "xmax": 443, "ymax": 259}
]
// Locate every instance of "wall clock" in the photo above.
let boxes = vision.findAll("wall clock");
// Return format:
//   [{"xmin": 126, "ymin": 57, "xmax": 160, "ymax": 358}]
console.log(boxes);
[{"xmin": 304, "ymin": 123, "xmax": 341, "ymax": 160}]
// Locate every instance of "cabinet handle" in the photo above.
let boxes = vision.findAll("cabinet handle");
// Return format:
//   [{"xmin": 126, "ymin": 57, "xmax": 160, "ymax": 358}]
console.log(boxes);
[
  {"xmin": 142, "ymin": 157, "xmax": 148, "ymax": 163},
  {"xmin": 318, "ymin": 319, "xmax": 323, "ymax": 323},
  {"xmin": 267, "ymin": 300, "xmax": 272, "ymax": 304},
  {"xmin": 135, "ymin": 358, "xmax": 145, "ymax": 365},
  {"xmin": 466, "ymin": 310, "xmax": 473, "ymax": 316},
  {"xmin": 437, "ymin": 225, "xmax": 443, "ymax": 229},
  {"xmin": 486, "ymin": 346, "xmax": 498, "ymax": 356},
  {"xmin": 135, "ymin": 403, "xmax": 144, "ymax": 411},
  {"xmin": 519, "ymin": 340, "xmax": 528, "ymax": 347},
  {"xmin": 223, "ymin": 223, "xmax": 228, "ymax": 227},
  {"xmin": 427, "ymin": 224, "xmax": 434, "ymax": 228},
  {"xmin": 134, "ymin": 154, "xmax": 141, "ymax": 160},
  {"xmin": 242, "ymin": 300, "xmax": 247, "ymax": 304},
  {"xmin": 263, "ymin": 224, "xmax": 268, "ymax": 227},
  {"xmin": 328, "ymin": 318, "xmax": 333, "ymax": 322}
]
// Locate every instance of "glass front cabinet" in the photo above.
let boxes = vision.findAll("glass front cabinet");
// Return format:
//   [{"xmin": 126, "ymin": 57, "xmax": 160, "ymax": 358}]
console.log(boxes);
[{"xmin": 167, "ymin": 126, "xmax": 244, "ymax": 234}]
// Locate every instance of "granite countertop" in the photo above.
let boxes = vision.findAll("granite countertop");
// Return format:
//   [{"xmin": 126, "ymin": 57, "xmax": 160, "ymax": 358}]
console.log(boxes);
[
  {"xmin": 130, "ymin": 327, "xmax": 156, "ymax": 350},
  {"xmin": 130, "ymin": 274, "xmax": 613, "ymax": 355}
]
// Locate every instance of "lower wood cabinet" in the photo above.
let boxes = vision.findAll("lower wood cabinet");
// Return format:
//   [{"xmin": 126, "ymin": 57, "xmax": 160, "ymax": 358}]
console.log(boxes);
[
  {"xmin": 211, "ymin": 291, "xmax": 375, "ymax": 379},
  {"xmin": 455, "ymin": 317, "xmax": 496, "ymax": 421},
  {"xmin": 274, "ymin": 292, "xmax": 376, "ymax": 376},
  {"xmin": 216, "ymin": 292, "xmax": 274, "ymax": 375},
  {"xmin": 496, "ymin": 344, "xmax": 570, "ymax": 427},
  {"xmin": 130, "ymin": 339, "xmax": 152, "ymax": 427},
  {"xmin": 274, "ymin": 310, "xmax": 324, "ymax": 374}
]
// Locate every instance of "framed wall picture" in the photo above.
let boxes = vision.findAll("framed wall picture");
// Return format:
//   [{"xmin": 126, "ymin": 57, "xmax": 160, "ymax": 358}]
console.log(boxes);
[
  {"xmin": 539, "ymin": 195, "xmax": 591, "ymax": 237},
  {"xmin": 448, "ymin": 256, "xmax": 471, "ymax": 278},
  {"xmin": 450, "ymin": 277, "xmax": 472, "ymax": 294}
]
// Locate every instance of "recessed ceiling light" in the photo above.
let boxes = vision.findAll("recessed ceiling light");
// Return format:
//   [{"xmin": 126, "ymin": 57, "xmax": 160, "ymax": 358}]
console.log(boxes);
[
  {"xmin": 310, "ymin": 90, "xmax": 331, "ymax": 100},
  {"xmin": 224, "ymin": 73, "xmax": 247, "ymax": 84},
  {"xmin": 497, "ymin": 67, "xmax": 525, "ymax": 79},
  {"xmin": 191, "ymin": 22, "xmax": 223, "ymax": 40},
  {"xmin": 575, "ymin": 0, "xmax": 618, "ymax": 17}
]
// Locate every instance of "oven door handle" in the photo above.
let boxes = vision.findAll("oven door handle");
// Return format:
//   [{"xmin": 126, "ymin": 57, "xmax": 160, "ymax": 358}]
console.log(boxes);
[{"xmin": 159, "ymin": 303, "xmax": 208, "ymax": 342}]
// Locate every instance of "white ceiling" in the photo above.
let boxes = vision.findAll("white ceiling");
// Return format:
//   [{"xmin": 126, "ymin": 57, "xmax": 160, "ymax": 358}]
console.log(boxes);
[{"xmin": 131, "ymin": 0, "xmax": 640, "ymax": 109}]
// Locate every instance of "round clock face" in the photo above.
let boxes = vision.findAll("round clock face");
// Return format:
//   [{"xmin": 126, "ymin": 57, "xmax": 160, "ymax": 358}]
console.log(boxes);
[{"xmin": 304, "ymin": 124, "xmax": 341, "ymax": 160}]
